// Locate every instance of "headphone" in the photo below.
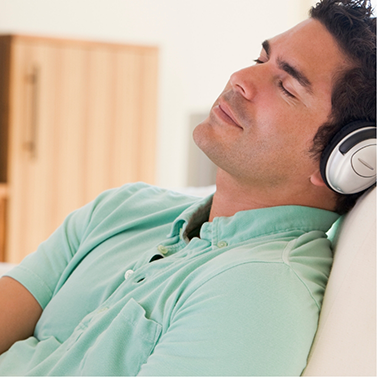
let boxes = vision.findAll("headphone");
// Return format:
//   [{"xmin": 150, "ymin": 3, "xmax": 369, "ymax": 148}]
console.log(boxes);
[{"xmin": 320, "ymin": 120, "xmax": 376, "ymax": 195}]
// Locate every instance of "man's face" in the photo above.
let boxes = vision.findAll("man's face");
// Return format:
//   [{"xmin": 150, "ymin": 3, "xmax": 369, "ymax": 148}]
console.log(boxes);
[{"xmin": 194, "ymin": 18, "xmax": 348, "ymax": 190}]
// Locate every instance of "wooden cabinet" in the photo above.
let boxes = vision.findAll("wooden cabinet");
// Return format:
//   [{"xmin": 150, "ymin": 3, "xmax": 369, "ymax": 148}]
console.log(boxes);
[
  {"xmin": 0, "ymin": 184, "xmax": 7, "ymax": 261},
  {"xmin": 0, "ymin": 35, "xmax": 158, "ymax": 263}
]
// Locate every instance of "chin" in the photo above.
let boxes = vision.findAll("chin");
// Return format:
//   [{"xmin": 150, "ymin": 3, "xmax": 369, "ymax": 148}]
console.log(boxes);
[{"xmin": 192, "ymin": 118, "xmax": 210, "ymax": 148}]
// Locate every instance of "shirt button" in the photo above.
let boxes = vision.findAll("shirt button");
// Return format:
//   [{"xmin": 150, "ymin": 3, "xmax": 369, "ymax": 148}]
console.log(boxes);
[
  {"xmin": 124, "ymin": 270, "xmax": 134, "ymax": 280},
  {"xmin": 217, "ymin": 241, "xmax": 228, "ymax": 248},
  {"xmin": 157, "ymin": 245, "xmax": 169, "ymax": 254}
]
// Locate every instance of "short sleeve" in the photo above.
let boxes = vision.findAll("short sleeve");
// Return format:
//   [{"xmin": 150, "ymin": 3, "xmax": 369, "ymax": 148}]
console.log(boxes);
[{"xmin": 4, "ymin": 198, "xmax": 96, "ymax": 309}]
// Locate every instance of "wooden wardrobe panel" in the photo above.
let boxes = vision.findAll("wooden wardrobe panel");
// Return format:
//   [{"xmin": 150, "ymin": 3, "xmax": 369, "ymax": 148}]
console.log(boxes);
[
  {"xmin": 111, "ymin": 50, "xmax": 141, "ymax": 187},
  {"xmin": 84, "ymin": 47, "xmax": 115, "ymax": 202},
  {"xmin": 7, "ymin": 41, "xmax": 60, "ymax": 262},
  {"xmin": 1, "ymin": 35, "xmax": 158, "ymax": 263},
  {"xmin": 0, "ymin": 37, "xmax": 11, "ymax": 183},
  {"xmin": 139, "ymin": 50, "xmax": 158, "ymax": 183},
  {"xmin": 0, "ymin": 184, "xmax": 7, "ymax": 261},
  {"xmin": 50, "ymin": 46, "xmax": 88, "ymax": 228}
]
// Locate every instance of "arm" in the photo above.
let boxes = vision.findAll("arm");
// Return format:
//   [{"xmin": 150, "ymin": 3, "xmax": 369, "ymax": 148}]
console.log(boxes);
[
  {"xmin": 0, "ymin": 276, "xmax": 42, "ymax": 355},
  {"xmin": 0, "ymin": 194, "xmax": 97, "ymax": 355},
  {"xmin": 0, "ymin": 185, "xmax": 141, "ymax": 355}
]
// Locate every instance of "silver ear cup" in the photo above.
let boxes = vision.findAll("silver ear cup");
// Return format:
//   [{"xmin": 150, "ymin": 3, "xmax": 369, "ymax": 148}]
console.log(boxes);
[{"xmin": 325, "ymin": 127, "xmax": 376, "ymax": 194}]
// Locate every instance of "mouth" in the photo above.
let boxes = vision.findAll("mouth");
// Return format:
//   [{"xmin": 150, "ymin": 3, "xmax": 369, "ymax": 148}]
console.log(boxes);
[{"xmin": 215, "ymin": 101, "xmax": 242, "ymax": 129}]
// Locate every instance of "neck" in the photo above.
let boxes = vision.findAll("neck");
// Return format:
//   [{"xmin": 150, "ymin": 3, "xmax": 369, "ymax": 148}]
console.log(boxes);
[{"xmin": 208, "ymin": 169, "xmax": 336, "ymax": 222}]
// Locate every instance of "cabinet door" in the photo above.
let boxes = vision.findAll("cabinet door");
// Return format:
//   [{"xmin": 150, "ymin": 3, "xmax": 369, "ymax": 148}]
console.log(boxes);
[
  {"xmin": 83, "ymin": 46, "xmax": 158, "ymax": 202},
  {"xmin": 7, "ymin": 40, "xmax": 64, "ymax": 263},
  {"xmin": 47, "ymin": 44, "xmax": 88, "ymax": 228},
  {"xmin": 6, "ymin": 39, "xmax": 157, "ymax": 264}
]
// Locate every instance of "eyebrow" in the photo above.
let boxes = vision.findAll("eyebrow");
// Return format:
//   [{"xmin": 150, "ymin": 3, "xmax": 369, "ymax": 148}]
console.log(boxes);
[{"xmin": 262, "ymin": 40, "xmax": 313, "ymax": 94}]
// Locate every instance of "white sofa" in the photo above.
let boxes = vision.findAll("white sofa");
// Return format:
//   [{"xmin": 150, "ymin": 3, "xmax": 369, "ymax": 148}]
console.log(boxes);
[
  {"xmin": 0, "ymin": 187, "xmax": 375, "ymax": 375},
  {"xmin": 303, "ymin": 187, "xmax": 376, "ymax": 376},
  {"xmin": 0, "ymin": 263, "xmax": 15, "ymax": 277}
]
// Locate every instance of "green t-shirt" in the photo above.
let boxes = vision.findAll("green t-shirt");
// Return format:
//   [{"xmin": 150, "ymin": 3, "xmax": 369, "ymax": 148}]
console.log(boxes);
[{"xmin": 0, "ymin": 182, "xmax": 339, "ymax": 376}]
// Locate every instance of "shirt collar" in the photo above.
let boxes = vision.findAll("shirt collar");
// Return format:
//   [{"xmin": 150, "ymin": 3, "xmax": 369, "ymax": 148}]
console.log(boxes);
[
  {"xmin": 207, "ymin": 205, "xmax": 339, "ymax": 246},
  {"xmin": 167, "ymin": 194, "xmax": 213, "ymax": 239},
  {"xmin": 168, "ymin": 195, "xmax": 340, "ymax": 245}
]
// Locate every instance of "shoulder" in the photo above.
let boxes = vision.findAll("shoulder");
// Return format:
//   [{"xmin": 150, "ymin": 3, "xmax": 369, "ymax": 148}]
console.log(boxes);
[
  {"xmin": 179, "ymin": 231, "xmax": 332, "ymax": 312},
  {"xmin": 167, "ymin": 257, "xmax": 319, "ymax": 376},
  {"xmin": 186, "ymin": 252, "xmax": 310, "ymax": 303},
  {"xmin": 86, "ymin": 182, "xmax": 201, "ymax": 222},
  {"xmin": 93, "ymin": 182, "xmax": 198, "ymax": 208}
]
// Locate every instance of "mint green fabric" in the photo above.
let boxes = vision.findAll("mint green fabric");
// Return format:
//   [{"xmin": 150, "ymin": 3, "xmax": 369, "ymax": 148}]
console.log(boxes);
[{"xmin": 0, "ymin": 182, "xmax": 339, "ymax": 376}]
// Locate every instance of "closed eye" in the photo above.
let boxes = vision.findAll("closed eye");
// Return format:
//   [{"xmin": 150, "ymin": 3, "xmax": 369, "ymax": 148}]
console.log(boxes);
[
  {"xmin": 254, "ymin": 58, "xmax": 296, "ymax": 99},
  {"xmin": 278, "ymin": 80, "xmax": 295, "ymax": 98}
]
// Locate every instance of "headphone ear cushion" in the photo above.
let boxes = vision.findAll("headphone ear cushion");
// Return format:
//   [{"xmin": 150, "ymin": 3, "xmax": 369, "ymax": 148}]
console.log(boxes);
[{"xmin": 320, "ymin": 120, "xmax": 376, "ymax": 194}]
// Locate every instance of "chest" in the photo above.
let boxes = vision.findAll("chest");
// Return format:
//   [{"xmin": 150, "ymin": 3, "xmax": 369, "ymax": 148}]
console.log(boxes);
[{"xmin": 34, "ymin": 226, "xmax": 214, "ymax": 343}]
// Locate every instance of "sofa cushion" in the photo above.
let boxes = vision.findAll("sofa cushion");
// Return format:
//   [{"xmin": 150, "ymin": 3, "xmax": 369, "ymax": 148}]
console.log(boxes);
[{"xmin": 303, "ymin": 187, "xmax": 376, "ymax": 376}]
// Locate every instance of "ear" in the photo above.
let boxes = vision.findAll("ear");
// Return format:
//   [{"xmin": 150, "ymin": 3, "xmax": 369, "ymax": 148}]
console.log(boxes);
[{"xmin": 309, "ymin": 170, "xmax": 327, "ymax": 187}]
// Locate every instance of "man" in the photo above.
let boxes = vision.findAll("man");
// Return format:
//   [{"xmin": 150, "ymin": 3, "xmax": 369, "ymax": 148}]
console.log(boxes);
[{"xmin": 0, "ymin": 0, "xmax": 375, "ymax": 375}]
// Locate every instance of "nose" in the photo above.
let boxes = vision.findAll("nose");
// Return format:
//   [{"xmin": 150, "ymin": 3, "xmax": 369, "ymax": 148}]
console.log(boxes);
[{"xmin": 229, "ymin": 67, "xmax": 257, "ymax": 101}]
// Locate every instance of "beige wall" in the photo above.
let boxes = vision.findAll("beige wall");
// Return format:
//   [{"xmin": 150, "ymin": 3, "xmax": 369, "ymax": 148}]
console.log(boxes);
[{"xmin": 0, "ymin": 0, "xmax": 321, "ymax": 188}]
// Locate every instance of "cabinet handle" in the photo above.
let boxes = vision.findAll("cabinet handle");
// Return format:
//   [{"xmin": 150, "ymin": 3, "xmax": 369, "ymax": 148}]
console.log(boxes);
[{"xmin": 25, "ymin": 65, "xmax": 40, "ymax": 159}]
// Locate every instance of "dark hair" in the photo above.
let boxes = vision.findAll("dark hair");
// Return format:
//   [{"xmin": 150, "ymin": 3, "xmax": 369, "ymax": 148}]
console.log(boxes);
[{"xmin": 309, "ymin": 0, "xmax": 376, "ymax": 215}]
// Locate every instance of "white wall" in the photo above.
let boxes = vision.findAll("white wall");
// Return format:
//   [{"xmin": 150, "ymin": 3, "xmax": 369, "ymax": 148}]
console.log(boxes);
[{"xmin": 0, "ymin": 0, "xmax": 319, "ymax": 187}]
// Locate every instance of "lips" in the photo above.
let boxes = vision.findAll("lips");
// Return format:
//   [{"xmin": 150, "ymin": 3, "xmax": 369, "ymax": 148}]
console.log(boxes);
[{"xmin": 217, "ymin": 101, "xmax": 242, "ymax": 129}]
